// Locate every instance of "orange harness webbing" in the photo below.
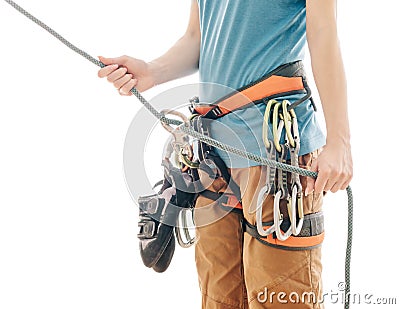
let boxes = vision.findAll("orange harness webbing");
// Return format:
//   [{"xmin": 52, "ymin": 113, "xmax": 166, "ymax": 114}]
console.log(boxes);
[{"xmin": 194, "ymin": 75, "xmax": 306, "ymax": 117}]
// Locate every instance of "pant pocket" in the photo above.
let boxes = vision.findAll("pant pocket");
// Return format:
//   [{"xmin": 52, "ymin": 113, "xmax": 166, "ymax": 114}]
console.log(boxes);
[
  {"xmin": 246, "ymin": 244, "xmax": 324, "ymax": 309},
  {"xmin": 299, "ymin": 149, "xmax": 324, "ymax": 214}
]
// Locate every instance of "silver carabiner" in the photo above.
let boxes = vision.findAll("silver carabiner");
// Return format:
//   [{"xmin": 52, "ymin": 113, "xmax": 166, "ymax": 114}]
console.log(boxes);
[
  {"xmin": 255, "ymin": 143, "xmax": 277, "ymax": 236},
  {"xmin": 256, "ymin": 185, "xmax": 275, "ymax": 236},
  {"xmin": 256, "ymin": 115, "xmax": 286, "ymax": 236},
  {"xmin": 175, "ymin": 208, "xmax": 196, "ymax": 248},
  {"xmin": 288, "ymin": 183, "xmax": 304, "ymax": 236},
  {"xmin": 273, "ymin": 189, "xmax": 293, "ymax": 241}
]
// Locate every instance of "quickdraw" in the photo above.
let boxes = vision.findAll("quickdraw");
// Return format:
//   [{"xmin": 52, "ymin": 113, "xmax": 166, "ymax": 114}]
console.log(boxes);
[
  {"xmin": 2, "ymin": 1, "xmax": 354, "ymax": 308},
  {"xmin": 286, "ymin": 102, "xmax": 304, "ymax": 236},
  {"xmin": 256, "ymin": 99, "xmax": 307, "ymax": 242}
]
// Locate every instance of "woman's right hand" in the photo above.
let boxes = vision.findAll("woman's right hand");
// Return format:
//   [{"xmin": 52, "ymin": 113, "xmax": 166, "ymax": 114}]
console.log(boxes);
[{"xmin": 97, "ymin": 55, "xmax": 159, "ymax": 95}]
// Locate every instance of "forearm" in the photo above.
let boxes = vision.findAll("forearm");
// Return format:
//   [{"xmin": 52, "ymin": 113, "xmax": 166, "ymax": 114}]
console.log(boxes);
[
  {"xmin": 149, "ymin": 33, "xmax": 200, "ymax": 85},
  {"xmin": 308, "ymin": 27, "xmax": 350, "ymax": 145},
  {"xmin": 303, "ymin": 0, "xmax": 352, "ymax": 194}
]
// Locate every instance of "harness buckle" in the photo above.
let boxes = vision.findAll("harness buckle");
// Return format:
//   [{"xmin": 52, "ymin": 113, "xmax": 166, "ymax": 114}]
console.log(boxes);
[
  {"xmin": 221, "ymin": 194, "xmax": 242, "ymax": 209},
  {"xmin": 211, "ymin": 106, "xmax": 223, "ymax": 117}
]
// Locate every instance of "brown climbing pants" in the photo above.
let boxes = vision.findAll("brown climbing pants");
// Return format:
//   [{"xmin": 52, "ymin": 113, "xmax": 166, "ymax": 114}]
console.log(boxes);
[{"xmin": 194, "ymin": 151, "xmax": 324, "ymax": 309}]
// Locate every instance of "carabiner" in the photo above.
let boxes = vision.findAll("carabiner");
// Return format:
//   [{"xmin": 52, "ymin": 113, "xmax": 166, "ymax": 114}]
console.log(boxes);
[
  {"xmin": 272, "ymin": 102, "xmax": 283, "ymax": 152},
  {"xmin": 282, "ymin": 100, "xmax": 298, "ymax": 149},
  {"xmin": 262, "ymin": 99, "xmax": 280, "ymax": 149},
  {"xmin": 160, "ymin": 109, "xmax": 190, "ymax": 132},
  {"xmin": 175, "ymin": 208, "xmax": 196, "ymax": 248},
  {"xmin": 273, "ymin": 189, "xmax": 292, "ymax": 241},
  {"xmin": 286, "ymin": 110, "xmax": 303, "ymax": 236},
  {"xmin": 161, "ymin": 109, "xmax": 190, "ymax": 153},
  {"xmin": 287, "ymin": 183, "xmax": 304, "ymax": 236},
  {"xmin": 254, "ymin": 145, "xmax": 277, "ymax": 235},
  {"xmin": 256, "ymin": 185, "xmax": 276, "ymax": 236}
]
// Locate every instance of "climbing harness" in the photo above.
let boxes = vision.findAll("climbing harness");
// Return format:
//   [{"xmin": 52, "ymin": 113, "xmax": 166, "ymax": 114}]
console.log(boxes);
[{"xmin": 2, "ymin": 1, "xmax": 354, "ymax": 308}]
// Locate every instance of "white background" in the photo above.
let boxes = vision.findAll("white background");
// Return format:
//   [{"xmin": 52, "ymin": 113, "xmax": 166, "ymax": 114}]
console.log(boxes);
[{"xmin": 0, "ymin": 0, "xmax": 399, "ymax": 308}]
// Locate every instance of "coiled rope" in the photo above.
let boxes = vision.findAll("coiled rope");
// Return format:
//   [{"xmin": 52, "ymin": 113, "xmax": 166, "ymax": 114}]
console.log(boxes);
[{"xmin": 2, "ymin": 1, "xmax": 353, "ymax": 307}]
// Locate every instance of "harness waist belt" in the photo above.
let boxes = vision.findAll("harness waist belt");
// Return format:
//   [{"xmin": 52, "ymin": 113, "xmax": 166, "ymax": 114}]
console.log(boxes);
[{"xmin": 193, "ymin": 61, "xmax": 316, "ymax": 119}]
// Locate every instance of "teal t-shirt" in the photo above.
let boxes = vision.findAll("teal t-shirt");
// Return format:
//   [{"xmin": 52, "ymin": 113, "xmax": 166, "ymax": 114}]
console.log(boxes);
[{"xmin": 197, "ymin": 0, "xmax": 326, "ymax": 167}]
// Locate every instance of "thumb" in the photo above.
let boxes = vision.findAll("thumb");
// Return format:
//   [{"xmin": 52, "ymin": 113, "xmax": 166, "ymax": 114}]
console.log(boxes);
[
  {"xmin": 98, "ymin": 55, "xmax": 128, "ymax": 66},
  {"xmin": 305, "ymin": 158, "xmax": 318, "ymax": 196}
]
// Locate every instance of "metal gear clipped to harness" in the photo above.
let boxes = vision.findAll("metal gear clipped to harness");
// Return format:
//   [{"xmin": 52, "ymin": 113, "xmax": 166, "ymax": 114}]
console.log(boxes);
[{"xmin": 256, "ymin": 99, "xmax": 306, "ymax": 242}]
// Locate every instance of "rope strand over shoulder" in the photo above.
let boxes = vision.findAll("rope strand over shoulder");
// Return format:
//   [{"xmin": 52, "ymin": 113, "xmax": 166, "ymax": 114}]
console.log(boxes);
[{"xmin": 2, "ymin": 1, "xmax": 353, "ymax": 308}]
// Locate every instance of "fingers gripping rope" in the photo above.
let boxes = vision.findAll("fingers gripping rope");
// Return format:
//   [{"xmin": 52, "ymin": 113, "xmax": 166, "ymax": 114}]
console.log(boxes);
[{"xmin": 2, "ymin": 1, "xmax": 354, "ymax": 308}]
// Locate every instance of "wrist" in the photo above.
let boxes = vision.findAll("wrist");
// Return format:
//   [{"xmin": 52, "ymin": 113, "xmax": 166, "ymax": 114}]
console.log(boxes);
[
  {"xmin": 326, "ymin": 120, "xmax": 351, "ymax": 145},
  {"xmin": 147, "ymin": 60, "xmax": 166, "ymax": 86},
  {"xmin": 326, "ymin": 132, "xmax": 351, "ymax": 148}
]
